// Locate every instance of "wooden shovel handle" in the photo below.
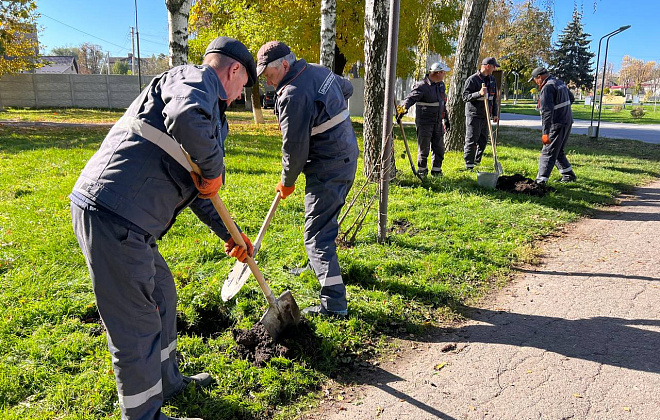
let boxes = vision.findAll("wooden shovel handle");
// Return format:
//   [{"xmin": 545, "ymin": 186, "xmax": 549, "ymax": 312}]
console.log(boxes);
[{"xmin": 182, "ymin": 149, "xmax": 277, "ymax": 307}]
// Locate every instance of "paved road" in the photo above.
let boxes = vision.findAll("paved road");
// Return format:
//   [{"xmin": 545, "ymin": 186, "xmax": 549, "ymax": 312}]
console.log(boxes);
[
  {"xmin": 498, "ymin": 113, "xmax": 660, "ymax": 144},
  {"xmin": 307, "ymin": 179, "xmax": 660, "ymax": 420}
]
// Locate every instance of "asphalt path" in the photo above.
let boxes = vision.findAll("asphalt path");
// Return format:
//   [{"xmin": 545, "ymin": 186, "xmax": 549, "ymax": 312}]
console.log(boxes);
[
  {"xmin": 498, "ymin": 113, "xmax": 660, "ymax": 144},
  {"xmin": 306, "ymin": 179, "xmax": 660, "ymax": 420}
]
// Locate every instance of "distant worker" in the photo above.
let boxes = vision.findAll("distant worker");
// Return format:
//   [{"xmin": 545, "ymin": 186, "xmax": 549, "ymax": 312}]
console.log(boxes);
[
  {"xmin": 256, "ymin": 41, "xmax": 358, "ymax": 318},
  {"xmin": 396, "ymin": 62, "xmax": 451, "ymax": 177},
  {"xmin": 70, "ymin": 37, "xmax": 257, "ymax": 420},
  {"xmin": 529, "ymin": 66, "xmax": 577, "ymax": 184},
  {"xmin": 462, "ymin": 57, "xmax": 499, "ymax": 170}
]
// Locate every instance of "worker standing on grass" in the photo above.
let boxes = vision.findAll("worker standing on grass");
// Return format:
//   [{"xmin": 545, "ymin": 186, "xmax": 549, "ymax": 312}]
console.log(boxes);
[
  {"xmin": 396, "ymin": 62, "xmax": 451, "ymax": 177},
  {"xmin": 69, "ymin": 37, "xmax": 256, "ymax": 420},
  {"xmin": 462, "ymin": 57, "xmax": 500, "ymax": 171},
  {"xmin": 256, "ymin": 41, "xmax": 358, "ymax": 319},
  {"xmin": 529, "ymin": 66, "xmax": 577, "ymax": 184}
]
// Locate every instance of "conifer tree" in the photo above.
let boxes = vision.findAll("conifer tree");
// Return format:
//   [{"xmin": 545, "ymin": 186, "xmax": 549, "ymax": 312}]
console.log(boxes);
[{"xmin": 549, "ymin": 7, "xmax": 594, "ymax": 91}]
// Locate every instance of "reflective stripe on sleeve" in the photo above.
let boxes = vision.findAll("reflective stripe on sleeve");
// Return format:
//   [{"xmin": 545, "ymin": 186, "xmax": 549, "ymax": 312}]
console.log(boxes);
[
  {"xmin": 416, "ymin": 102, "xmax": 440, "ymax": 106},
  {"xmin": 311, "ymin": 109, "xmax": 350, "ymax": 136},
  {"xmin": 554, "ymin": 100, "xmax": 571, "ymax": 110}
]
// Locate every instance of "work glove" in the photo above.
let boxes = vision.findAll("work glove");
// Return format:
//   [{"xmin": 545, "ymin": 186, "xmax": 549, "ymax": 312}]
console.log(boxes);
[
  {"xmin": 224, "ymin": 232, "xmax": 254, "ymax": 263},
  {"xmin": 395, "ymin": 105, "xmax": 407, "ymax": 124},
  {"xmin": 541, "ymin": 134, "xmax": 551, "ymax": 145},
  {"xmin": 190, "ymin": 172, "xmax": 223, "ymax": 199},
  {"xmin": 276, "ymin": 181, "xmax": 295, "ymax": 199},
  {"xmin": 443, "ymin": 119, "xmax": 450, "ymax": 132}
]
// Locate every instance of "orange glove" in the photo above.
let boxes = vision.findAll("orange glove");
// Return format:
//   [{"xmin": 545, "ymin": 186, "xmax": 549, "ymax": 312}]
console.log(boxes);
[
  {"xmin": 541, "ymin": 134, "xmax": 551, "ymax": 145},
  {"xmin": 224, "ymin": 232, "xmax": 254, "ymax": 263},
  {"xmin": 190, "ymin": 172, "xmax": 223, "ymax": 199},
  {"xmin": 276, "ymin": 181, "xmax": 295, "ymax": 199}
]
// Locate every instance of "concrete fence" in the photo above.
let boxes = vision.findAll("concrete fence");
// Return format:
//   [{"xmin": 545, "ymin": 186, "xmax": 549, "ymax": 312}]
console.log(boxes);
[
  {"xmin": 0, "ymin": 73, "xmax": 150, "ymax": 109},
  {"xmin": 0, "ymin": 73, "xmax": 370, "ymax": 116}
]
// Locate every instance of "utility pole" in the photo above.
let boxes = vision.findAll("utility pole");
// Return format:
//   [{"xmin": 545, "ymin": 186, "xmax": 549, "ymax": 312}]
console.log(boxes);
[
  {"xmin": 131, "ymin": 26, "xmax": 136, "ymax": 75},
  {"xmin": 106, "ymin": 51, "xmax": 110, "ymax": 74},
  {"xmin": 134, "ymin": 0, "xmax": 142, "ymax": 90}
]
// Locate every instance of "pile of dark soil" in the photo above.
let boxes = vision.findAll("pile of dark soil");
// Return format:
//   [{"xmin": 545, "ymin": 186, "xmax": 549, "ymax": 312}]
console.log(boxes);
[
  {"xmin": 232, "ymin": 319, "xmax": 319, "ymax": 366},
  {"xmin": 496, "ymin": 174, "xmax": 555, "ymax": 197}
]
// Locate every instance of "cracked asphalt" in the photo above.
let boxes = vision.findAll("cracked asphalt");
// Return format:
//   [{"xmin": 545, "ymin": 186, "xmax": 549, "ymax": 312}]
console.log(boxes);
[{"xmin": 306, "ymin": 179, "xmax": 660, "ymax": 420}]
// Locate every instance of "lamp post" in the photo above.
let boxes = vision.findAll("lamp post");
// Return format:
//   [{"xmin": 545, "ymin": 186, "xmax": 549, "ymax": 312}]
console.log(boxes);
[
  {"xmin": 511, "ymin": 71, "xmax": 519, "ymax": 105},
  {"xmin": 588, "ymin": 25, "xmax": 631, "ymax": 138}
]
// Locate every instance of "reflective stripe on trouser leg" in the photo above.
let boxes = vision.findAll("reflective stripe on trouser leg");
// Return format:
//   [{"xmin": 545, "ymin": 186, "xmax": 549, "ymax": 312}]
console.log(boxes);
[
  {"xmin": 537, "ymin": 123, "xmax": 572, "ymax": 182},
  {"xmin": 430, "ymin": 122, "xmax": 445, "ymax": 171},
  {"xmin": 464, "ymin": 117, "xmax": 488, "ymax": 166},
  {"xmin": 304, "ymin": 160, "xmax": 357, "ymax": 314},
  {"xmin": 415, "ymin": 121, "xmax": 431, "ymax": 174},
  {"xmin": 71, "ymin": 205, "xmax": 168, "ymax": 420},
  {"xmin": 153, "ymin": 249, "xmax": 185, "ymax": 401}
]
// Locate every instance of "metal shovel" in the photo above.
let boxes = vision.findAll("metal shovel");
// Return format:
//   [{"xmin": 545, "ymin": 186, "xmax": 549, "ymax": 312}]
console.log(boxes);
[
  {"xmin": 222, "ymin": 193, "xmax": 281, "ymax": 301},
  {"xmin": 483, "ymin": 84, "xmax": 503, "ymax": 175},
  {"xmin": 183, "ymin": 150, "xmax": 300, "ymax": 340}
]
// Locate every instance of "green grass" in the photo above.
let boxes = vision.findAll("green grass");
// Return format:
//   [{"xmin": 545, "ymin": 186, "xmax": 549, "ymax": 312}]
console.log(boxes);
[
  {"xmin": 2, "ymin": 112, "xmax": 660, "ymax": 419},
  {"xmin": 501, "ymin": 99, "xmax": 660, "ymax": 124}
]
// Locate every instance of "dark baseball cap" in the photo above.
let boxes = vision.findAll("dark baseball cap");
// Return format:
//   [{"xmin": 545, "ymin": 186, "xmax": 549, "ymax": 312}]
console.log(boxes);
[
  {"xmin": 256, "ymin": 41, "xmax": 292, "ymax": 76},
  {"xmin": 528, "ymin": 66, "xmax": 549, "ymax": 82},
  {"xmin": 204, "ymin": 36, "xmax": 257, "ymax": 87},
  {"xmin": 481, "ymin": 57, "xmax": 500, "ymax": 67}
]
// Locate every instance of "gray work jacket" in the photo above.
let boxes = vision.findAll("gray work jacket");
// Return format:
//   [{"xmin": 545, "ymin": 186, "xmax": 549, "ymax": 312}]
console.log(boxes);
[
  {"xmin": 70, "ymin": 64, "xmax": 232, "ymax": 240},
  {"xmin": 274, "ymin": 59, "xmax": 359, "ymax": 187},
  {"xmin": 402, "ymin": 75, "xmax": 449, "ymax": 125},
  {"xmin": 462, "ymin": 71, "xmax": 498, "ymax": 119},
  {"xmin": 538, "ymin": 76, "xmax": 575, "ymax": 134}
]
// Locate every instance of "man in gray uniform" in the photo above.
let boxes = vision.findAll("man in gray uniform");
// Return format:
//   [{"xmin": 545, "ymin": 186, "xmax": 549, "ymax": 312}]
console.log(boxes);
[
  {"xmin": 462, "ymin": 57, "xmax": 500, "ymax": 170},
  {"xmin": 529, "ymin": 66, "xmax": 576, "ymax": 184},
  {"xmin": 256, "ymin": 41, "xmax": 358, "ymax": 318},
  {"xmin": 69, "ymin": 37, "xmax": 257, "ymax": 420},
  {"xmin": 397, "ymin": 62, "xmax": 451, "ymax": 177}
]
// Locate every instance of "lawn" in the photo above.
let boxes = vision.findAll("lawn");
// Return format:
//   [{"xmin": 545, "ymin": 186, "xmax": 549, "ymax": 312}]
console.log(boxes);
[
  {"xmin": 1, "ymin": 112, "xmax": 660, "ymax": 419},
  {"xmin": 500, "ymin": 99, "xmax": 660, "ymax": 124}
]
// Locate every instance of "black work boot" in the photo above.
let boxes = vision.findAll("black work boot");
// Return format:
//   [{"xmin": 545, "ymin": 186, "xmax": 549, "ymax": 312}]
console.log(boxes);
[
  {"xmin": 164, "ymin": 373, "xmax": 213, "ymax": 402},
  {"xmin": 302, "ymin": 305, "xmax": 347, "ymax": 319},
  {"xmin": 559, "ymin": 171, "xmax": 577, "ymax": 183},
  {"xmin": 431, "ymin": 170, "xmax": 443, "ymax": 177}
]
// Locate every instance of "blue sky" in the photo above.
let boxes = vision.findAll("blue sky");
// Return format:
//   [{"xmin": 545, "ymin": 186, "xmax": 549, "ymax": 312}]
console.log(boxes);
[{"xmin": 36, "ymin": 0, "xmax": 657, "ymax": 67}]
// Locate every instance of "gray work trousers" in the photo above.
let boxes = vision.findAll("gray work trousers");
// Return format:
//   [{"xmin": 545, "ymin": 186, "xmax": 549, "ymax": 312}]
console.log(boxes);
[
  {"xmin": 463, "ymin": 116, "xmax": 488, "ymax": 168},
  {"xmin": 415, "ymin": 120, "xmax": 445, "ymax": 174},
  {"xmin": 304, "ymin": 159, "xmax": 357, "ymax": 314},
  {"xmin": 71, "ymin": 204, "xmax": 184, "ymax": 420},
  {"xmin": 537, "ymin": 123, "xmax": 574, "ymax": 182}
]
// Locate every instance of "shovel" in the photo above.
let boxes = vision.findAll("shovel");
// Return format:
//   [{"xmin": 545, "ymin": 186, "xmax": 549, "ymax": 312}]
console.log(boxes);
[
  {"xmin": 183, "ymin": 150, "xmax": 300, "ymax": 340},
  {"xmin": 221, "ymin": 193, "xmax": 281, "ymax": 301},
  {"xmin": 394, "ymin": 100, "xmax": 424, "ymax": 181},
  {"xmin": 477, "ymin": 84, "xmax": 502, "ymax": 188}
]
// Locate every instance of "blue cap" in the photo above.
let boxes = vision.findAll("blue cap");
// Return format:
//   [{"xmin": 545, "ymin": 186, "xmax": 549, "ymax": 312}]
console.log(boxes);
[{"xmin": 204, "ymin": 36, "xmax": 257, "ymax": 87}]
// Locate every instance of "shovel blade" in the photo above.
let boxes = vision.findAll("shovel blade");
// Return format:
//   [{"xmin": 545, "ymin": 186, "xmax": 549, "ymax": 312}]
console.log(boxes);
[
  {"xmin": 259, "ymin": 290, "xmax": 301, "ymax": 340},
  {"xmin": 221, "ymin": 261, "xmax": 253, "ymax": 301}
]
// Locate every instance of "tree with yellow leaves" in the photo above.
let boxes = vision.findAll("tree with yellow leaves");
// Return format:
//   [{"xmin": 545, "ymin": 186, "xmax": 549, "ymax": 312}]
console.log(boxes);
[{"xmin": 0, "ymin": 0, "xmax": 40, "ymax": 75}]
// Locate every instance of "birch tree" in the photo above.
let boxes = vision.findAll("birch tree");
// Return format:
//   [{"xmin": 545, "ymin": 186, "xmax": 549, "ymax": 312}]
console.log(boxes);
[
  {"xmin": 319, "ymin": 0, "xmax": 336, "ymax": 71},
  {"xmin": 166, "ymin": 0, "xmax": 192, "ymax": 67},
  {"xmin": 445, "ymin": 0, "xmax": 490, "ymax": 151},
  {"xmin": 362, "ymin": 0, "xmax": 389, "ymax": 180},
  {"xmin": 0, "ymin": 0, "xmax": 39, "ymax": 75}
]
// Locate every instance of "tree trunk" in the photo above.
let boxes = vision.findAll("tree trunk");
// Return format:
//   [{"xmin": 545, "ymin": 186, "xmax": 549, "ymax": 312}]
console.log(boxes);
[
  {"xmin": 251, "ymin": 84, "xmax": 265, "ymax": 124},
  {"xmin": 166, "ymin": 0, "xmax": 192, "ymax": 67},
  {"xmin": 445, "ymin": 0, "xmax": 490, "ymax": 151},
  {"xmin": 363, "ymin": 0, "xmax": 390, "ymax": 181},
  {"xmin": 320, "ymin": 0, "xmax": 337, "ymax": 71}
]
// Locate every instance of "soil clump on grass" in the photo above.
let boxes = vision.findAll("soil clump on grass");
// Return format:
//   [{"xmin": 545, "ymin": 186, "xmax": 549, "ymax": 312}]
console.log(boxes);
[
  {"xmin": 232, "ymin": 319, "xmax": 319, "ymax": 366},
  {"xmin": 496, "ymin": 174, "xmax": 555, "ymax": 197}
]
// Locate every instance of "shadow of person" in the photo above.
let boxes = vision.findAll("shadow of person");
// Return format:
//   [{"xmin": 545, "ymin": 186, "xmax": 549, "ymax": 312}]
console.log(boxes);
[{"xmin": 427, "ymin": 306, "xmax": 660, "ymax": 374}]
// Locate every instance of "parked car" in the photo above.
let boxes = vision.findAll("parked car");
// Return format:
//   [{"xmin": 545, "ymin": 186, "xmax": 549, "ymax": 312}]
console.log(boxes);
[{"xmin": 262, "ymin": 90, "xmax": 276, "ymax": 109}]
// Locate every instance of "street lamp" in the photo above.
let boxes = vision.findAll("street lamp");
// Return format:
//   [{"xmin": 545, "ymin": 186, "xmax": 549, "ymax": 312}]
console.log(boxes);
[
  {"xmin": 511, "ymin": 71, "xmax": 519, "ymax": 105},
  {"xmin": 588, "ymin": 25, "xmax": 631, "ymax": 138}
]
